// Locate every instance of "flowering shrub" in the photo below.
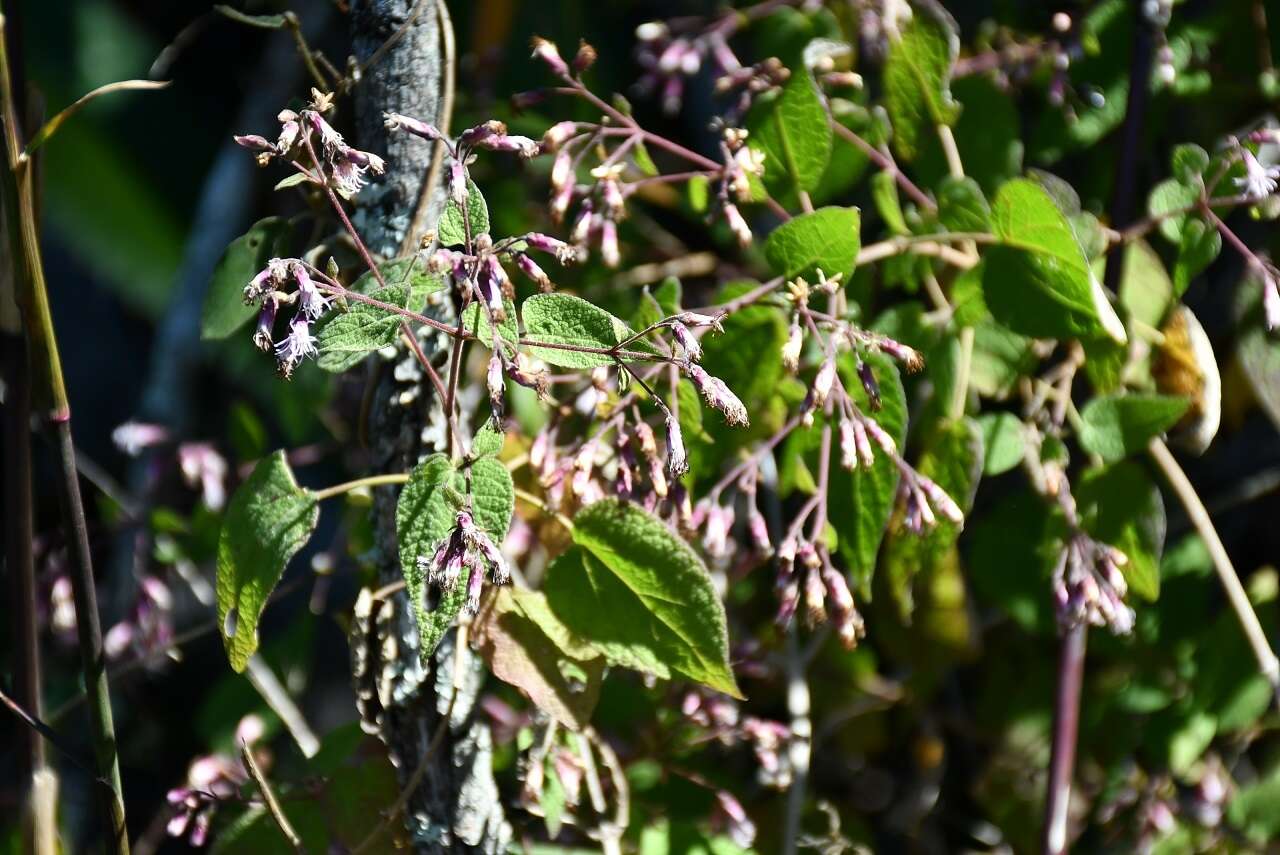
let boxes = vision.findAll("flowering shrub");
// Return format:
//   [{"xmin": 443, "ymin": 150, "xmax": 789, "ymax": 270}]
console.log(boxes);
[{"xmin": 13, "ymin": 0, "xmax": 1280, "ymax": 853}]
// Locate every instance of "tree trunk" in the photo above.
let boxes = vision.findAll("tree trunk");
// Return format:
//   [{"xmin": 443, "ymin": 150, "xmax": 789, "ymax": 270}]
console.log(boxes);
[{"xmin": 349, "ymin": 2, "xmax": 511, "ymax": 851}]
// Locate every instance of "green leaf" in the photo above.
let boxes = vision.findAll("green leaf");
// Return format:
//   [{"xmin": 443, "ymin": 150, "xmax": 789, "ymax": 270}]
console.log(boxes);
[
  {"xmin": 1229, "ymin": 764, "xmax": 1280, "ymax": 843},
  {"xmin": 871, "ymin": 171, "xmax": 907, "ymax": 234},
  {"xmin": 983, "ymin": 179, "xmax": 1122, "ymax": 342},
  {"xmin": 762, "ymin": 206, "xmax": 861, "ymax": 282},
  {"xmin": 463, "ymin": 296, "xmax": 519, "ymax": 346},
  {"xmin": 201, "ymin": 217, "xmax": 291, "ymax": 340},
  {"xmin": 543, "ymin": 499, "xmax": 740, "ymax": 697},
  {"xmin": 881, "ymin": 417, "xmax": 984, "ymax": 620},
  {"xmin": 1148, "ymin": 178, "xmax": 1199, "ymax": 243},
  {"xmin": 216, "ymin": 451, "xmax": 318, "ymax": 672},
  {"xmin": 828, "ymin": 352, "xmax": 907, "ymax": 596},
  {"xmin": 472, "ymin": 587, "xmax": 605, "ymax": 731},
  {"xmin": 396, "ymin": 455, "xmax": 515, "ymax": 657},
  {"xmin": 314, "ymin": 285, "xmax": 407, "ymax": 372},
  {"xmin": 747, "ymin": 69, "xmax": 832, "ymax": 192},
  {"xmin": 937, "ymin": 176, "xmax": 991, "ymax": 233},
  {"xmin": 883, "ymin": 4, "xmax": 960, "ymax": 161},
  {"xmin": 437, "ymin": 179, "xmax": 490, "ymax": 246},
  {"xmin": 978, "ymin": 411, "xmax": 1025, "ymax": 475},
  {"xmin": 471, "ymin": 420, "xmax": 505, "ymax": 458},
  {"xmin": 1078, "ymin": 394, "xmax": 1189, "ymax": 462},
  {"xmin": 521, "ymin": 293, "xmax": 640, "ymax": 368},
  {"xmin": 1239, "ymin": 279, "xmax": 1280, "ymax": 432},
  {"xmin": 1173, "ymin": 219, "xmax": 1220, "ymax": 296},
  {"xmin": 1076, "ymin": 460, "xmax": 1165, "ymax": 600},
  {"xmin": 967, "ymin": 489, "xmax": 1060, "ymax": 635},
  {"xmin": 1114, "ymin": 239, "xmax": 1173, "ymax": 331},
  {"xmin": 349, "ymin": 257, "xmax": 445, "ymax": 312}
]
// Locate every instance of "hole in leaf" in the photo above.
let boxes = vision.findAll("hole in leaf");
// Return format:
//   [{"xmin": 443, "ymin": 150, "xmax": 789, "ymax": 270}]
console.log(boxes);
[{"xmin": 224, "ymin": 607, "xmax": 238, "ymax": 639}]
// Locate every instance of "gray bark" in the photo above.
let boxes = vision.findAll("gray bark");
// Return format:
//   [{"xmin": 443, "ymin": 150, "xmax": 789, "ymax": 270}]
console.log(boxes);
[{"xmin": 350, "ymin": 2, "xmax": 511, "ymax": 851}]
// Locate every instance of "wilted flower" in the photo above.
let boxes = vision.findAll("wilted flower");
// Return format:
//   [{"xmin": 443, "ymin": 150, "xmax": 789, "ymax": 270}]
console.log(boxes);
[
  {"xmin": 712, "ymin": 791, "xmax": 757, "ymax": 849},
  {"xmin": 664, "ymin": 414, "xmax": 688, "ymax": 479},
  {"xmin": 671, "ymin": 321, "xmax": 701, "ymax": 361},
  {"xmin": 383, "ymin": 111, "xmax": 442, "ymax": 141},
  {"xmin": 687, "ymin": 363, "xmax": 749, "ymax": 426}
]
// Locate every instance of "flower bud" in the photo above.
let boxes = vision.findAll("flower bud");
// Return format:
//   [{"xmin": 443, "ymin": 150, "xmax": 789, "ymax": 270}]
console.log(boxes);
[
  {"xmin": 600, "ymin": 217, "xmax": 621, "ymax": 268},
  {"xmin": 515, "ymin": 253, "xmax": 552, "ymax": 290},
  {"xmin": 542, "ymin": 121, "xmax": 580, "ymax": 153},
  {"xmin": 383, "ymin": 112, "xmax": 441, "ymax": 141},
  {"xmin": 724, "ymin": 203, "xmax": 752, "ymax": 248},
  {"xmin": 573, "ymin": 40, "xmax": 598, "ymax": 73},
  {"xmin": 531, "ymin": 37, "xmax": 570, "ymax": 77},
  {"xmin": 781, "ymin": 322, "xmax": 802, "ymax": 373},
  {"xmin": 671, "ymin": 321, "xmax": 701, "ymax": 362}
]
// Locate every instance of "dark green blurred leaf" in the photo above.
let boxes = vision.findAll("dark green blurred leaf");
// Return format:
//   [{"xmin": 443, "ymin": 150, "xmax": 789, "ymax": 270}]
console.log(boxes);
[{"xmin": 202, "ymin": 217, "xmax": 292, "ymax": 340}]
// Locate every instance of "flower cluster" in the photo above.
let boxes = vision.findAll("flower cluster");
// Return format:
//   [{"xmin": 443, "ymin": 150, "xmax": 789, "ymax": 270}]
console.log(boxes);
[
  {"xmin": 775, "ymin": 537, "xmax": 865, "ymax": 649},
  {"xmin": 1052, "ymin": 532, "xmax": 1135, "ymax": 634},
  {"xmin": 241, "ymin": 256, "xmax": 331, "ymax": 377},
  {"xmin": 418, "ymin": 510, "xmax": 511, "ymax": 614},
  {"xmin": 681, "ymin": 689, "xmax": 796, "ymax": 789},
  {"xmin": 236, "ymin": 88, "xmax": 385, "ymax": 198}
]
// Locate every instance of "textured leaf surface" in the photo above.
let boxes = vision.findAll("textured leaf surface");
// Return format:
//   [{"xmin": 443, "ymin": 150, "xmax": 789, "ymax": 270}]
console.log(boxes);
[
  {"xmin": 395, "ymin": 455, "xmax": 515, "ymax": 657},
  {"xmin": 543, "ymin": 499, "xmax": 740, "ymax": 697},
  {"xmin": 983, "ymin": 179, "xmax": 1116, "ymax": 341},
  {"xmin": 1078, "ymin": 394, "xmax": 1189, "ymax": 462},
  {"xmin": 521, "ymin": 293, "xmax": 638, "ymax": 368},
  {"xmin": 349, "ymin": 257, "xmax": 445, "ymax": 311},
  {"xmin": 748, "ymin": 70, "xmax": 832, "ymax": 192},
  {"xmin": 314, "ymin": 285, "xmax": 406, "ymax": 372},
  {"xmin": 763, "ymin": 206, "xmax": 861, "ymax": 282},
  {"xmin": 437, "ymin": 179, "xmax": 490, "ymax": 246},
  {"xmin": 883, "ymin": 5, "xmax": 960, "ymax": 160},
  {"xmin": 216, "ymin": 451, "xmax": 318, "ymax": 672},
  {"xmin": 202, "ymin": 217, "xmax": 291, "ymax": 340}
]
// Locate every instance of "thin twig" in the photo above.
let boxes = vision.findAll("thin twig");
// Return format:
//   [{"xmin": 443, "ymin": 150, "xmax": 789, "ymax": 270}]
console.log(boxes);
[
  {"xmin": 1148, "ymin": 439, "xmax": 1280, "ymax": 696},
  {"xmin": 240, "ymin": 741, "xmax": 302, "ymax": 850},
  {"xmin": 1042, "ymin": 622, "xmax": 1086, "ymax": 855}
]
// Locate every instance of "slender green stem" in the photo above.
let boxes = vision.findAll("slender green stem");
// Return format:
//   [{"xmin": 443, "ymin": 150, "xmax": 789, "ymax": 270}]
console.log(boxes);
[
  {"xmin": 240, "ymin": 741, "xmax": 302, "ymax": 851},
  {"xmin": 0, "ymin": 13, "xmax": 128, "ymax": 849},
  {"xmin": 312, "ymin": 472, "xmax": 410, "ymax": 501},
  {"xmin": 1148, "ymin": 438, "xmax": 1280, "ymax": 697}
]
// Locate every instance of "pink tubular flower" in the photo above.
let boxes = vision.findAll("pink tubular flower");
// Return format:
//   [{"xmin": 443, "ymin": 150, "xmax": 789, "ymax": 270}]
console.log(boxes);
[
  {"xmin": 724, "ymin": 203, "xmax": 752, "ymax": 247},
  {"xmin": 383, "ymin": 111, "xmax": 442, "ymax": 141},
  {"xmin": 112, "ymin": 421, "xmax": 170, "ymax": 456},
  {"xmin": 292, "ymin": 263, "xmax": 330, "ymax": 320},
  {"xmin": 671, "ymin": 321, "xmax": 701, "ymax": 362},
  {"xmin": 515, "ymin": 253, "xmax": 551, "ymax": 290},
  {"xmin": 811, "ymin": 359, "xmax": 835, "ymax": 408},
  {"xmin": 525, "ymin": 232, "xmax": 580, "ymax": 265},
  {"xmin": 253, "ymin": 296, "xmax": 279, "ymax": 352},
  {"xmin": 664, "ymin": 414, "xmax": 688, "ymax": 478},
  {"xmin": 542, "ymin": 121, "xmax": 579, "ymax": 152},
  {"xmin": 599, "ymin": 217, "xmax": 621, "ymax": 268},
  {"xmin": 487, "ymin": 350, "xmax": 505, "ymax": 420},
  {"xmin": 178, "ymin": 443, "xmax": 228, "ymax": 510},
  {"xmin": 531, "ymin": 37, "xmax": 570, "ymax": 77},
  {"xmin": 479, "ymin": 133, "xmax": 540, "ymax": 158}
]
